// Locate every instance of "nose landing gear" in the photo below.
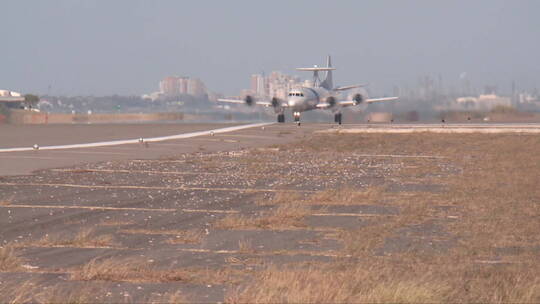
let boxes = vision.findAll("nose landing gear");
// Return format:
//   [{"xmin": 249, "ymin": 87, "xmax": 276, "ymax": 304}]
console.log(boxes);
[
  {"xmin": 277, "ymin": 114, "xmax": 285, "ymax": 123},
  {"xmin": 293, "ymin": 112, "xmax": 301, "ymax": 126}
]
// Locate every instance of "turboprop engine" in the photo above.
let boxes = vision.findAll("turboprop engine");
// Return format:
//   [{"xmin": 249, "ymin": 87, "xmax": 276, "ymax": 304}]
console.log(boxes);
[
  {"xmin": 326, "ymin": 96, "xmax": 337, "ymax": 107},
  {"xmin": 352, "ymin": 93, "xmax": 365, "ymax": 105},
  {"xmin": 271, "ymin": 97, "xmax": 284, "ymax": 113},
  {"xmin": 244, "ymin": 95, "xmax": 254, "ymax": 106}
]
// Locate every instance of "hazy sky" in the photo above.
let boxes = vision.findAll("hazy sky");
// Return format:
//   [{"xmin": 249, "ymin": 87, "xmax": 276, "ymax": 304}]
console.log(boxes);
[{"xmin": 1, "ymin": 0, "xmax": 539, "ymax": 96}]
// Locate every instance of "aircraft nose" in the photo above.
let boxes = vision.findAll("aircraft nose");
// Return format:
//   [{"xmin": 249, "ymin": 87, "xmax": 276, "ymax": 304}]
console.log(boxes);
[{"xmin": 288, "ymin": 99, "xmax": 296, "ymax": 107}]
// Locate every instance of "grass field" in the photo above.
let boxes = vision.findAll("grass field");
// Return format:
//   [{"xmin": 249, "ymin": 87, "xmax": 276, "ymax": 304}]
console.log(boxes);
[
  {"xmin": 1, "ymin": 132, "xmax": 539, "ymax": 303},
  {"xmin": 230, "ymin": 133, "xmax": 540, "ymax": 303}
]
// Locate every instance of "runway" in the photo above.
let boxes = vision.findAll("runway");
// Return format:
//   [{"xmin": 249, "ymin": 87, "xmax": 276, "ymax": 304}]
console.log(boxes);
[
  {"xmin": 1, "ymin": 122, "xmax": 539, "ymax": 176},
  {"xmin": 1, "ymin": 121, "xmax": 538, "ymax": 302},
  {"xmin": 0, "ymin": 122, "xmax": 271, "ymax": 152},
  {"xmin": 321, "ymin": 123, "xmax": 540, "ymax": 134},
  {"xmin": 0, "ymin": 122, "xmax": 317, "ymax": 176}
]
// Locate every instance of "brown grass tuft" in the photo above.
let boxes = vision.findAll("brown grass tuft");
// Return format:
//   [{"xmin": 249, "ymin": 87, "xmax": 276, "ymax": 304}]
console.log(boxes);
[
  {"xmin": 309, "ymin": 186, "xmax": 385, "ymax": 205},
  {"xmin": 0, "ymin": 245, "xmax": 23, "ymax": 272},
  {"xmin": 164, "ymin": 230, "xmax": 204, "ymax": 244},
  {"xmin": 256, "ymin": 191, "xmax": 303, "ymax": 206},
  {"xmin": 71, "ymin": 257, "xmax": 249, "ymax": 285},
  {"xmin": 34, "ymin": 228, "xmax": 114, "ymax": 248},
  {"xmin": 216, "ymin": 203, "xmax": 311, "ymax": 230},
  {"xmin": 238, "ymin": 239, "xmax": 256, "ymax": 254},
  {"xmin": 98, "ymin": 219, "xmax": 134, "ymax": 226}
]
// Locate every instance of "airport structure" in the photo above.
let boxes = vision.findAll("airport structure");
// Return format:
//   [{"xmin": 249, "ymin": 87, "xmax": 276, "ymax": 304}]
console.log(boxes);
[{"xmin": 0, "ymin": 90, "xmax": 24, "ymax": 104}]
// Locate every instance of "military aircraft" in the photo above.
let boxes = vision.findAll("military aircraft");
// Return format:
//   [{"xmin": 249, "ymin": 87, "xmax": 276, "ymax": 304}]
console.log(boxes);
[{"xmin": 218, "ymin": 56, "xmax": 398, "ymax": 125}]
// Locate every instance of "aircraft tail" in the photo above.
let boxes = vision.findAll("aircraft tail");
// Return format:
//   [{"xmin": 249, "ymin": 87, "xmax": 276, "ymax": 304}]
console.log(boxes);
[{"xmin": 320, "ymin": 55, "xmax": 333, "ymax": 90}]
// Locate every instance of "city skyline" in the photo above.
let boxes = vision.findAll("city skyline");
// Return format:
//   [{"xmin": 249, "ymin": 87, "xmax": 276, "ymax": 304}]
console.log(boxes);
[{"xmin": 2, "ymin": 0, "xmax": 540, "ymax": 96}]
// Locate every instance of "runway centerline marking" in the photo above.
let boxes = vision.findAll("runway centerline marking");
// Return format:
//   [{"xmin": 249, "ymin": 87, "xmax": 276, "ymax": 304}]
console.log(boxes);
[
  {"xmin": 312, "ymin": 212, "xmax": 395, "ymax": 217},
  {"xmin": 0, "ymin": 122, "xmax": 273, "ymax": 153},
  {"xmin": 0, "ymin": 182, "xmax": 314, "ymax": 193},
  {"xmin": 0, "ymin": 204, "xmax": 239, "ymax": 214},
  {"xmin": 0, "ymin": 156, "xmax": 61, "ymax": 160}
]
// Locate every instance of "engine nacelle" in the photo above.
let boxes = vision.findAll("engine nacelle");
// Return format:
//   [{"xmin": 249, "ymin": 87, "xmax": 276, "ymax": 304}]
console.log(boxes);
[
  {"xmin": 352, "ymin": 93, "xmax": 364, "ymax": 105},
  {"xmin": 271, "ymin": 97, "xmax": 280, "ymax": 108},
  {"xmin": 326, "ymin": 96, "xmax": 336, "ymax": 107},
  {"xmin": 245, "ymin": 95, "xmax": 254, "ymax": 106}
]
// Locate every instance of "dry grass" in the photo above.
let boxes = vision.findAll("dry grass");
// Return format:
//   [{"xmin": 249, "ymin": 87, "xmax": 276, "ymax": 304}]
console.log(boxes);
[
  {"xmin": 98, "ymin": 219, "xmax": 135, "ymax": 226},
  {"xmin": 0, "ymin": 279, "xmax": 100, "ymax": 304},
  {"xmin": 229, "ymin": 133, "xmax": 540, "ymax": 303},
  {"xmin": 228, "ymin": 260, "xmax": 540, "ymax": 303},
  {"xmin": 0, "ymin": 279, "xmax": 189, "ymax": 304},
  {"xmin": 216, "ymin": 203, "xmax": 311, "ymax": 230},
  {"xmin": 256, "ymin": 191, "xmax": 303, "ymax": 206},
  {"xmin": 71, "ymin": 257, "xmax": 248, "ymax": 285},
  {"xmin": 0, "ymin": 245, "xmax": 23, "ymax": 272},
  {"xmin": 120, "ymin": 228, "xmax": 204, "ymax": 244},
  {"xmin": 309, "ymin": 186, "xmax": 385, "ymax": 205},
  {"xmin": 33, "ymin": 228, "xmax": 114, "ymax": 248},
  {"xmin": 238, "ymin": 239, "xmax": 256, "ymax": 254},
  {"xmin": 164, "ymin": 230, "xmax": 204, "ymax": 244}
]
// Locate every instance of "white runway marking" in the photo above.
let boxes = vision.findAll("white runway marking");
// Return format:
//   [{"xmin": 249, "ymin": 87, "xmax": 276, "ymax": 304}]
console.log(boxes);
[
  {"xmin": 0, "ymin": 204, "xmax": 239, "ymax": 214},
  {"xmin": 0, "ymin": 122, "xmax": 272, "ymax": 153},
  {"xmin": 322, "ymin": 123, "xmax": 540, "ymax": 134}
]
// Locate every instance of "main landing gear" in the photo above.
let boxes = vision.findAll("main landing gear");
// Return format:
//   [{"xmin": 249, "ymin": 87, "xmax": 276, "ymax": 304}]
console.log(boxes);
[
  {"xmin": 277, "ymin": 114, "xmax": 285, "ymax": 123},
  {"xmin": 334, "ymin": 112, "xmax": 342, "ymax": 125},
  {"xmin": 293, "ymin": 112, "xmax": 301, "ymax": 126}
]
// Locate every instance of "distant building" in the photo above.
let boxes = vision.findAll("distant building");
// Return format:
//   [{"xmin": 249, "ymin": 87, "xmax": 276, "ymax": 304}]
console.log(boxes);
[
  {"xmin": 456, "ymin": 94, "xmax": 512, "ymax": 110},
  {"xmin": 157, "ymin": 76, "xmax": 208, "ymax": 98},
  {"xmin": 247, "ymin": 72, "xmax": 301, "ymax": 100},
  {"xmin": 159, "ymin": 76, "xmax": 190, "ymax": 97},
  {"xmin": 0, "ymin": 90, "xmax": 24, "ymax": 104},
  {"xmin": 187, "ymin": 78, "xmax": 207, "ymax": 97},
  {"xmin": 518, "ymin": 93, "xmax": 539, "ymax": 104}
]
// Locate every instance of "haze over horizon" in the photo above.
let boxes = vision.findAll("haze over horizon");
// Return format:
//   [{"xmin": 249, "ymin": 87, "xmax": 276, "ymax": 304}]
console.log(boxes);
[{"xmin": 2, "ymin": 0, "xmax": 539, "ymax": 96}]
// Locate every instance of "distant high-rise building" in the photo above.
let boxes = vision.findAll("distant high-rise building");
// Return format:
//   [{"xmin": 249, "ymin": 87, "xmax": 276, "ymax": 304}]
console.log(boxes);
[
  {"xmin": 187, "ymin": 78, "xmax": 207, "ymax": 97},
  {"xmin": 179, "ymin": 77, "xmax": 189, "ymax": 94},
  {"xmin": 160, "ymin": 76, "xmax": 181, "ymax": 97},
  {"xmin": 246, "ymin": 71, "xmax": 301, "ymax": 99},
  {"xmin": 250, "ymin": 75, "xmax": 259, "ymax": 94},
  {"xmin": 159, "ymin": 76, "xmax": 207, "ymax": 97}
]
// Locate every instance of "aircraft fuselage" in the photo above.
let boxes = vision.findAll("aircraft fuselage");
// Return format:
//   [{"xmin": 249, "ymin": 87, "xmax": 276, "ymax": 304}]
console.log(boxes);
[{"xmin": 287, "ymin": 87, "xmax": 334, "ymax": 112}]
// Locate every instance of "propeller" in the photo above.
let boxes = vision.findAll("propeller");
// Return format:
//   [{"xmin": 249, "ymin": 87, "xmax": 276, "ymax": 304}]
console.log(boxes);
[
  {"xmin": 245, "ymin": 95, "xmax": 254, "ymax": 106},
  {"xmin": 352, "ymin": 93, "xmax": 364, "ymax": 105},
  {"xmin": 326, "ymin": 96, "xmax": 336, "ymax": 107},
  {"xmin": 271, "ymin": 97, "xmax": 280, "ymax": 108}
]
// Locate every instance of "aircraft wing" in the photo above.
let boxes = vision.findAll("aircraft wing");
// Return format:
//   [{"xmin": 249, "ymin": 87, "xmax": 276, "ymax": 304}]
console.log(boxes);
[
  {"xmin": 333, "ymin": 84, "xmax": 368, "ymax": 91},
  {"xmin": 337, "ymin": 97, "xmax": 399, "ymax": 107},
  {"xmin": 365, "ymin": 97, "xmax": 399, "ymax": 103},
  {"xmin": 316, "ymin": 103, "xmax": 332, "ymax": 109},
  {"xmin": 217, "ymin": 98, "xmax": 288, "ymax": 107},
  {"xmin": 218, "ymin": 98, "xmax": 246, "ymax": 104}
]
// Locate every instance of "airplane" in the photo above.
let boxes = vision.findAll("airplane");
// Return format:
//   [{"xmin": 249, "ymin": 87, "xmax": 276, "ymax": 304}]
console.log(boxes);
[{"xmin": 218, "ymin": 56, "xmax": 398, "ymax": 125}]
